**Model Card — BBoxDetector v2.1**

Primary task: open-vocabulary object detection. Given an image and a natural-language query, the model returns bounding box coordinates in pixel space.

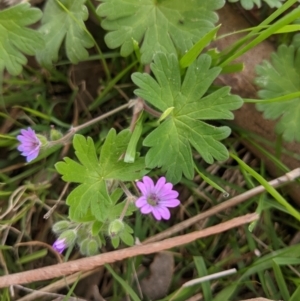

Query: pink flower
[52,238,66,254]
[17,127,41,162]
[135,176,180,220]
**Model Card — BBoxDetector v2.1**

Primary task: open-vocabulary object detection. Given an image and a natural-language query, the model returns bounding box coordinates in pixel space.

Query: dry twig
[0,213,258,288]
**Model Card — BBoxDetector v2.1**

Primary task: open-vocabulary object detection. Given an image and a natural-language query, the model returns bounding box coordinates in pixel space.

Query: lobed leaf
[36,0,94,68]
[255,44,300,142]
[228,0,283,10]
[55,130,145,221]
[132,53,243,183]
[97,0,224,64]
[0,3,44,75]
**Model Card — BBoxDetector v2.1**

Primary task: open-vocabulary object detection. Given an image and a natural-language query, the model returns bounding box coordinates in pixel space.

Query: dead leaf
[140,252,174,300]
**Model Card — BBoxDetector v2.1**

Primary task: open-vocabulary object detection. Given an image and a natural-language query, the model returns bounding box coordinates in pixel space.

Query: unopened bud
[87,239,99,256]
[52,221,70,234]
[79,238,89,256]
[50,128,63,141]
[59,229,77,246]
[108,219,124,238]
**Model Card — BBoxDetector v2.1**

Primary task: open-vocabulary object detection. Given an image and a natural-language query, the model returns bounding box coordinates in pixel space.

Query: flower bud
[59,229,77,246]
[79,238,89,256]
[52,221,70,234]
[108,219,124,238]
[50,128,63,141]
[86,239,99,256]
[52,238,66,254]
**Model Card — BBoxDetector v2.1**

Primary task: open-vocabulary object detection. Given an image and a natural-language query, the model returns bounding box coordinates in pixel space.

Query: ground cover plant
[1,0,300,300]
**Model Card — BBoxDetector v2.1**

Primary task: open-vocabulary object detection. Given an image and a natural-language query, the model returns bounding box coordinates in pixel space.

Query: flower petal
[159,199,180,208]
[17,127,41,162]
[135,196,147,208]
[26,150,39,162]
[154,177,166,194]
[157,206,171,220]
[52,238,66,254]
[160,191,179,200]
[151,208,162,220]
[140,204,153,214]
[142,176,154,191]
[159,183,173,194]
[136,181,148,196]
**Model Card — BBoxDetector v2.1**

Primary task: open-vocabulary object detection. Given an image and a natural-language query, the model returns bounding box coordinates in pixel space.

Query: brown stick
[144,168,300,243]
[0,213,258,288]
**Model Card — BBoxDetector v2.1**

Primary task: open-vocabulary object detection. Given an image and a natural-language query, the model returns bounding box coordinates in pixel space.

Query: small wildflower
[52,238,66,254]
[52,229,77,254]
[135,176,180,220]
[17,127,41,162]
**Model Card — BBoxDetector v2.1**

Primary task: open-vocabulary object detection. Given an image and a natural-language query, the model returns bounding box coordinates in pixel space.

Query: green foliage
[228,0,283,10]
[255,44,300,142]
[132,53,243,183]
[36,0,94,68]
[0,3,44,75]
[96,0,225,64]
[55,129,145,222]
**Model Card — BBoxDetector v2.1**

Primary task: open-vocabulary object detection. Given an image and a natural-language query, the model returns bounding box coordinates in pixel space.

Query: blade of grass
[105,264,141,301]
[265,270,280,300]
[180,25,221,68]
[194,256,213,301]
[290,286,300,301]
[218,0,299,65]
[244,91,300,104]
[230,153,300,221]
[16,249,48,265]
[63,273,81,301]
[194,163,229,197]
[220,7,300,67]
[212,284,238,301]
[272,260,290,301]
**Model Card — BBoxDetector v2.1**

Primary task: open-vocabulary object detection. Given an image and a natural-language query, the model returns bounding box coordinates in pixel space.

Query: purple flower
[17,127,41,162]
[135,176,180,220]
[52,238,66,254]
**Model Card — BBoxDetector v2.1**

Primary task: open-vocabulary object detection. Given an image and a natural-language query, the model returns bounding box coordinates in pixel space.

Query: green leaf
[0,3,44,75]
[227,0,283,10]
[120,230,134,246]
[97,0,224,64]
[255,44,300,142]
[99,129,145,181]
[111,236,120,249]
[132,53,242,183]
[36,0,94,68]
[55,130,145,222]
[91,220,104,236]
